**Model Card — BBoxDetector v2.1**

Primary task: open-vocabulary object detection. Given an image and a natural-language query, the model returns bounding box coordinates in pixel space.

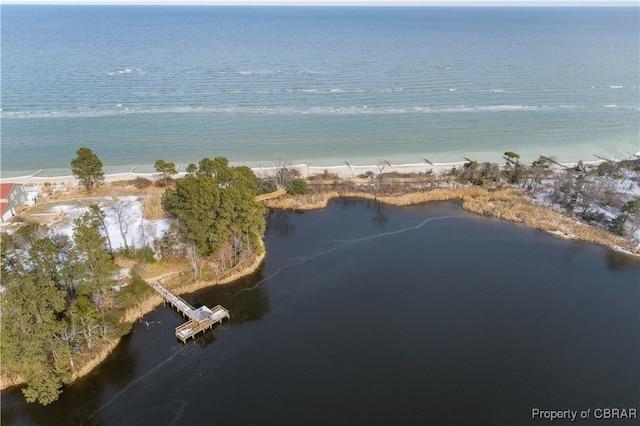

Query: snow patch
[48,196,172,251]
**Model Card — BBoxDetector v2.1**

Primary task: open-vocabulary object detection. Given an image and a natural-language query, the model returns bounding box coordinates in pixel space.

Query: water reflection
[2,332,136,426]
[1,265,270,425]
[187,266,269,325]
[607,250,640,271]
[370,201,389,227]
[266,209,296,237]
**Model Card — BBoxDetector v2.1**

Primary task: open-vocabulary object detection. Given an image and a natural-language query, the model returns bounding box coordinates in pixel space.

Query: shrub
[287,179,308,195]
[136,246,157,263]
[117,246,157,263]
[596,161,620,177]
[258,180,277,194]
[609,214,627,236]
[133,177,153,189]
[117,274,153,311]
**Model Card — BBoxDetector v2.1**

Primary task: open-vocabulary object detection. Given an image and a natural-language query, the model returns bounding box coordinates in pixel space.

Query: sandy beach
[0,161,455,190]
[0,158,597,188]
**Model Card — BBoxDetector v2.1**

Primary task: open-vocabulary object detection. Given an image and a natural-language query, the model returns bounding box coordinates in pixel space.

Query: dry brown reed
[141,194,168,220]
[0,368,25,390]
[255,189,287,202]
[264,186,637,255]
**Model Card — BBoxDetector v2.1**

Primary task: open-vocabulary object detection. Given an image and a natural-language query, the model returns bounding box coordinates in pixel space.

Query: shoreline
[2,158,637,394]
[0,158,606,187]
[3,186,636,392]
[263,188,640,258]
[0,247,266,392]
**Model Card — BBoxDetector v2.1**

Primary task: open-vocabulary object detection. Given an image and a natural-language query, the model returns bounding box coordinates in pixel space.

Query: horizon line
[2,1,637,7]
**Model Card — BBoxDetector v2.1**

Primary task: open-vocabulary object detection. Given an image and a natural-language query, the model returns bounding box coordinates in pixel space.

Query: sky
[1,0,636,6]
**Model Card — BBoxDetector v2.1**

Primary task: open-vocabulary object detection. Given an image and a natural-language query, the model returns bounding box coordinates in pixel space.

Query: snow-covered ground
[46,196,171,251]
[527,162,640,249]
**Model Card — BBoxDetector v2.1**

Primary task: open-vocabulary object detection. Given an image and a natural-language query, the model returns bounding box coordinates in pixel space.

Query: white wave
[235,68,319,76]
[610,85,624,89]
[284,87,366,95]
[604,104,618,108]
[107,68,143,76]
[1,104,580,119]
[481,88,508,93]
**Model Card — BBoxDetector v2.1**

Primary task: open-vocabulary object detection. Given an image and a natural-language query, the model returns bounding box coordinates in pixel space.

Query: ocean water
[1,6,638,177]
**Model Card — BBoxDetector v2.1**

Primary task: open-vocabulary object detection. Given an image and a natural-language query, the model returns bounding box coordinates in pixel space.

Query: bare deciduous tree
[111,196,132,251]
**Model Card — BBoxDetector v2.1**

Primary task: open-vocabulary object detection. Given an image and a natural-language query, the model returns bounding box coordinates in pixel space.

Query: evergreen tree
[197,157,216,177]
[286,179,308,195]
[73,212,116,299]
[197,156,230,181]
[185,163,198,176]
[70,147,104,192]
[154,159,178,187]
[162,158,265,257]
[1,218,121,405]
[88,204,114,254]
[0,273,68,405]
[222,167,266,256]
[162,174,228,256]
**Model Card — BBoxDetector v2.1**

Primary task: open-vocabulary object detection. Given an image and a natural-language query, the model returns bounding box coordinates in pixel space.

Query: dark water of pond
[2,200,639,425]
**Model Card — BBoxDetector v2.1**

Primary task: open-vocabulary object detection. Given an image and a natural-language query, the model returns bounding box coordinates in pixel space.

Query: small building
[0,183,27,223]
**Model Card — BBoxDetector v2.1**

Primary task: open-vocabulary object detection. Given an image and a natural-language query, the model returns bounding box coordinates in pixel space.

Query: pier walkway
[151,283,230,343]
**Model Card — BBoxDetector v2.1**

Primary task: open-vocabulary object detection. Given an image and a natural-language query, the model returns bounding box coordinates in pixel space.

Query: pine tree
[162,158,265,258]
[162,174,228,256]
[73,212,116,301]
[0,274,68,405]
[70,147,104,192]
[154,159,178,187]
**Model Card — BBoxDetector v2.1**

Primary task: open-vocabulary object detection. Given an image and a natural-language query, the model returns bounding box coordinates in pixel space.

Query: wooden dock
[151,283,230,343]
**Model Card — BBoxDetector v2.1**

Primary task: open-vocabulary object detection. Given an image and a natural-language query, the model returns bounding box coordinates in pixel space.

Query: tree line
[161,156,266,278]
[1,209,150,405]
[1,149,268,405]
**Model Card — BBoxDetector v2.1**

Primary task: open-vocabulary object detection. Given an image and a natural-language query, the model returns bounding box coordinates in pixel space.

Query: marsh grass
[264,186,636,254]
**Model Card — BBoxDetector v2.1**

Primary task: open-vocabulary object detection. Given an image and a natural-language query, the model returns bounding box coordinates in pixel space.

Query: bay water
[1,6,639,177]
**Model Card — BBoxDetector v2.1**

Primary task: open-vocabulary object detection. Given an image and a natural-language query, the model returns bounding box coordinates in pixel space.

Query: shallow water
[2,200,639,425]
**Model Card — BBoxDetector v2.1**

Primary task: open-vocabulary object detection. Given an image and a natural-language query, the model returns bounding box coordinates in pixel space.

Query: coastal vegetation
[2,151,638,406]
[0,212,152,404]
[161,158,266,278]
[154,159,178,187]
[286,178,309,195]
[1,155,266,405]
[262,156,640,254]
[70,147,104,192]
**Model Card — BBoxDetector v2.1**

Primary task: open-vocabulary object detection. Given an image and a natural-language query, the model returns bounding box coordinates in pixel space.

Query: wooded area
[1,210,151,405]
[1,154,267,405]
